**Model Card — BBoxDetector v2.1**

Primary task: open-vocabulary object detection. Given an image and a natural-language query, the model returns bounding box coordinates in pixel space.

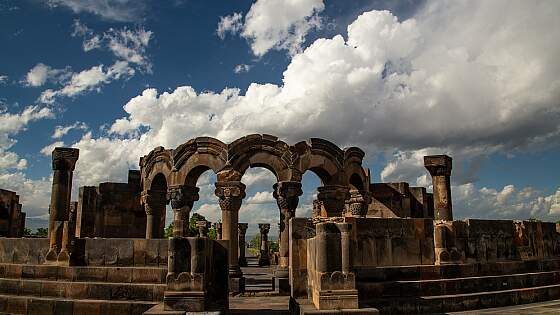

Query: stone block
[88,283,111,299]
[73,300,102,315]
[22,264,35,278]
[54,300,73,315]
[67,281,89,299]
[6,263,22,278]
[20,280,42,296]
[34,265,58,280]
[145,239,161,266]
[75,266,107,282]
[13,239,32,264]
[104,239,120,266]
[132,267,163,283]
[101,301,132,315]
[0,278,20,294]
[0,239,15,263]
[58,266,77,281]
[158,240,168,266]
[5,295,27,314]
[133,239,147,265]
[86,238,106,266]
[27,298,55,315]
[117,239,134,266]
[41,280,66,298]
[107,267,132,283]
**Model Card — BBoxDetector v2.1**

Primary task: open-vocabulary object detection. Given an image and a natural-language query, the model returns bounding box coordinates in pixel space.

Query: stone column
[141,190,168,239]
[273,181,302,273]
[258,223,271,266]
[58,201,78,264]
[345,189,372,218]
[214,222,222,239]
[167,185,200,237]
[46,147,79,264]
[196,220,210,237]
[238,223,248,267]
[424,155,453,221]
[215,180,246,290]
[317,185,349,217]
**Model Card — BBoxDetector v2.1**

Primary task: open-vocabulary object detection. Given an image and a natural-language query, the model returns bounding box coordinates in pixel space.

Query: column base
[275,266,290,294]
[258,250,270,266]
[238,257,247,267]
[163,290,205,312]
[44,248,58,264]
[228,276,245,293]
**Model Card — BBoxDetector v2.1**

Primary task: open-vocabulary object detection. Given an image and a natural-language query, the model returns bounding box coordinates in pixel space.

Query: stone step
[355,259,560,282]
[360,270,560,297]
[365,283,560,314]
[0,277,165,301]
[0,294,157,315]
[0,263,167,284]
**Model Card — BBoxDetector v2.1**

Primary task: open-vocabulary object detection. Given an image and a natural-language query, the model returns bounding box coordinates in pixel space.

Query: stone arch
[343,147,369,191]
[228,134,293,182]
[296,138,345,185]
[170,137,228,186]
[141,146,173,191]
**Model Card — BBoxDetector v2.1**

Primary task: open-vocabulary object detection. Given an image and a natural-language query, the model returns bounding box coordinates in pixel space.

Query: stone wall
[76,170,146,238]
[0,189,26,237]
[73,238,168,267]
[367,183,433,219]
[0,238,49,264]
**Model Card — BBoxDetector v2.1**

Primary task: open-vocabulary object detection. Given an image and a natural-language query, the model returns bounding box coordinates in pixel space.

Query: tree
[248,234,261,255]
[23,227,32,236]
[164,223,173,238]
[35,228,48,237]
[188,213,206,236]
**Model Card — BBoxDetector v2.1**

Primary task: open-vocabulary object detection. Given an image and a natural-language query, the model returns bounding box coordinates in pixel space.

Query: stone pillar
[215,181,245,292]
[167,185,200,237]
[196,220,210,237]
[258,223,271,266]
[238,223,248,267]
[273,181,302,293]
[58,201,78,264]
[345,189,372,218]
[424,155,453,221]
[214,222,222,239]
[46,147,79,264]
[141,190,168,239]
[317,185,349,217]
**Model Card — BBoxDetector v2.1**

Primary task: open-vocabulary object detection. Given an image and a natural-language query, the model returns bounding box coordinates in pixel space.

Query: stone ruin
[0,134,558,315]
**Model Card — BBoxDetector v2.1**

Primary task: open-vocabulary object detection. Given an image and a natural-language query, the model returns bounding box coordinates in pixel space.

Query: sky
[1,0,559,236]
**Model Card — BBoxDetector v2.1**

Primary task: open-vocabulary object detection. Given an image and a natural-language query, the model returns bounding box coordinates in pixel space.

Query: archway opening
[149,173,168,238]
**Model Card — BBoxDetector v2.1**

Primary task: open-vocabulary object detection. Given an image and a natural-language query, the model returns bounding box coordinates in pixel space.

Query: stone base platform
[144,303,223,315]
[290,297,379,315]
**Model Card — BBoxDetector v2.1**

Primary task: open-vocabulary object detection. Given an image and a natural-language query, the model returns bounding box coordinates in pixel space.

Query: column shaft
[215,181,245,276]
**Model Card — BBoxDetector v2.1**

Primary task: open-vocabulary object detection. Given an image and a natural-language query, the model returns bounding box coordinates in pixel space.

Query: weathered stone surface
[0,189,26,237]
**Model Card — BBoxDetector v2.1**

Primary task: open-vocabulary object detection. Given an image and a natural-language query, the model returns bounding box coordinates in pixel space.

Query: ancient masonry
[0,134,559,315]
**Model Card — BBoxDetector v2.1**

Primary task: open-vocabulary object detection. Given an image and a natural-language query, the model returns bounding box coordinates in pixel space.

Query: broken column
[167,185,200,237]
[345,189,372,218]
[258,223,271,266]
[317,185,349,217]
[273,181,302,292]
[141,190,168,239]
[46,147,79,264]
[238,223,248,267]
[215,180,246,292]
[58,201,78,264]
[214,222,222,239]
[424,155,453,221]
[196,220,210,237]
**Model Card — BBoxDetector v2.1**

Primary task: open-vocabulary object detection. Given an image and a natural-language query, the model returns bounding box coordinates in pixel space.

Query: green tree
[248,234,261,255]
[188,213,206,236]
[269,240,279,253]
[23,227,32,236]
[35,227,48,237]
[164,223,173,238]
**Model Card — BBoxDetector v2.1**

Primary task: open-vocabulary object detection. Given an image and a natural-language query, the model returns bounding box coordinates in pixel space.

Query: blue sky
[1,0,559,234]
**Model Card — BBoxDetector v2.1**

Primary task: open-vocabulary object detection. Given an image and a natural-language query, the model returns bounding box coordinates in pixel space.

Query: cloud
[217,12,243,39]
[40,141,65,156]
[65,1,560,223]
[24,63,71,87]
[39,61,135,104]
[0,75,8,84]
[47,0,147,22]
[233,64,251,74]
[246,191,275,204]
[218,0,325,56]
[52,121,88,139]
[0,172,52,218]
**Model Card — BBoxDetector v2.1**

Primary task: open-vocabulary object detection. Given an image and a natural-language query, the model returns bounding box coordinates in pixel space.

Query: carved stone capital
[273,181,303,211]
[258,223,270,235]
[167,185,199,210]
[215,181,246,212]
[238,223,249,235]
[52,148,79,171]
[317,185,349,217]
[141,190,167,215]
[196,220,210,237]
[424,155,452,177]
[345,189,372,217]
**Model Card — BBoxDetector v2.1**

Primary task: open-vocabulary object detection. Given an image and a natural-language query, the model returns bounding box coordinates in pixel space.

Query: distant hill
[25,217,48,232]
